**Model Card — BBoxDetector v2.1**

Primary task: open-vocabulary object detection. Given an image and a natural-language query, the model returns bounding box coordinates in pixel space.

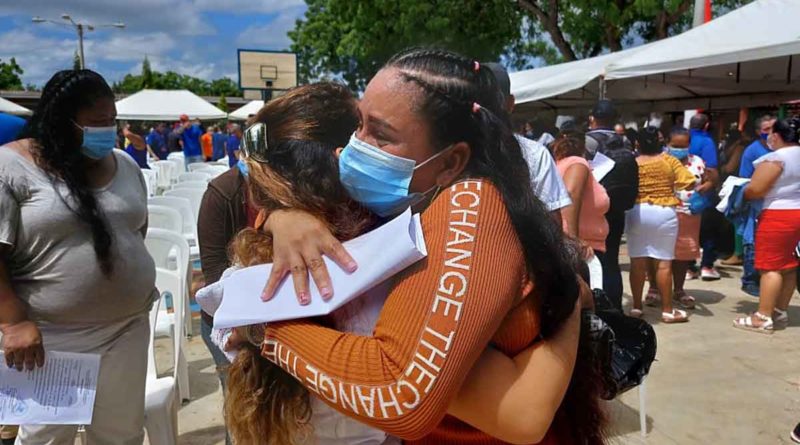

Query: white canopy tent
[228,100,264,121]
[0,96,32,116]
[511,0,800,115]
[116,89,227,121]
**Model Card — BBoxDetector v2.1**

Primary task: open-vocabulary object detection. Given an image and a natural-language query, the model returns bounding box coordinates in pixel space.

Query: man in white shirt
[485,63,572,222]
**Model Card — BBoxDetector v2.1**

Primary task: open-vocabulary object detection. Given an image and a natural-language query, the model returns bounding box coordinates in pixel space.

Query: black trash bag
[590,289,658,400]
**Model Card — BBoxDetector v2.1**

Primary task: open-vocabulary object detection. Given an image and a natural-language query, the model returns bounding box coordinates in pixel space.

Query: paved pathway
[157,261,799,445]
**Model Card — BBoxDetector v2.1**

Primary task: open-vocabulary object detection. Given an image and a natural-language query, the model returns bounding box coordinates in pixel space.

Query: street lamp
[31,14,126,69]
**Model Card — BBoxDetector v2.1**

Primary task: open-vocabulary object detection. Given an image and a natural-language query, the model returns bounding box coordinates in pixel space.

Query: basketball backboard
[238,49,297,94]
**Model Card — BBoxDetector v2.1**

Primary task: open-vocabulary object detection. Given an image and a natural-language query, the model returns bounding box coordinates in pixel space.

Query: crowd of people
[118,116,243,170]
[0,46,797,445]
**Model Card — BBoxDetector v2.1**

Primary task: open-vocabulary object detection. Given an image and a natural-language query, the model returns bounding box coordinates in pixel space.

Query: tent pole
[598,76,607,100]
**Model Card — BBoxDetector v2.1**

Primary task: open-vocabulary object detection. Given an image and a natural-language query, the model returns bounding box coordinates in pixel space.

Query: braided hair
[385,48,606,444]
[18,69,115,276]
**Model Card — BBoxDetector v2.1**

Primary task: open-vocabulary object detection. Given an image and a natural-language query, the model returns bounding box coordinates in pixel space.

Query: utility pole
[77,23,85,69]
[32,14,125,69]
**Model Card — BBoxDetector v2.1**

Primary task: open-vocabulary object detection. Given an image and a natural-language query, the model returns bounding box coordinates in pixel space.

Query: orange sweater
[262,179,562,444]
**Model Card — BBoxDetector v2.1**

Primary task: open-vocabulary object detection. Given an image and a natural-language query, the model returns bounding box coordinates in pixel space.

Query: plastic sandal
[774,309,789,326]
[629,308,643,319]
[733,312,774,334]
[673,290,696,310]
[662,309,689,323]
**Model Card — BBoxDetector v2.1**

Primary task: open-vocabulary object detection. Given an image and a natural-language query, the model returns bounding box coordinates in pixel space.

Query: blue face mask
[668,147,690,160]
[236,158,249,177]
[339,134,450,217]
[74,122,116,160]
[760,132,769,141]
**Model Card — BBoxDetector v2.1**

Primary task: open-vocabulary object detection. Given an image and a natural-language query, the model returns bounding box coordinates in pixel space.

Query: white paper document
[590,151,616,182]
[0,351,101,425]
[214,208,428,329]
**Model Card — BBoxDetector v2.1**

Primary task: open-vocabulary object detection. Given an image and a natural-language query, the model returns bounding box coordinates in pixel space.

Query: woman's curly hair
[223,82,374,445]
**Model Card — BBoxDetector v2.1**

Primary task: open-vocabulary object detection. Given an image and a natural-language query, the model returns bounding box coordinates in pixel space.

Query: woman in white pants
[626,127,696,322]
[0,70,156,444]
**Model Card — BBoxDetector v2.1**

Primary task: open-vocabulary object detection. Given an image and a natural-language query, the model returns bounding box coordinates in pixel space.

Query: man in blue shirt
[689,113,724,281]
[736,115,775,297]
[0,112,26,145]
[177,114,204,169]
[739,115,775,179]
[226,124,242,168]
[211,126,227,161]
[146,122,169,160]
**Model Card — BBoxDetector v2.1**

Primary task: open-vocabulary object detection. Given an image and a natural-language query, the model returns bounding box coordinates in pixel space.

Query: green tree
[0,58,24,90]
[289,0,522,90]
[73,51,82,70]
[290,0,754,82]
[217,95,228,113]
[142,56,154,88]
[514,0,753,63]
[112,57,242,97]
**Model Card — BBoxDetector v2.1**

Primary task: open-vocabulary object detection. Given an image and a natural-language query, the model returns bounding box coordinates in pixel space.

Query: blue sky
[0,0,307,88]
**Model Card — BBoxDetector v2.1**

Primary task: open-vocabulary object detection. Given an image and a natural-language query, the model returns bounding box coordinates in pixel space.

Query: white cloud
[192,0,305,14]
[0,0,209,36]
[0,30,75,86]
[235,7,303,49]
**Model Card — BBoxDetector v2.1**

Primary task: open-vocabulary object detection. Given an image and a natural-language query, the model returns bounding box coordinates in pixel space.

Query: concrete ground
[157,259,800,445]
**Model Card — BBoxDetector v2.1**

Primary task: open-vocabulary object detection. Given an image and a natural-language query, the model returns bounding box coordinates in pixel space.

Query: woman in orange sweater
[625,127,697,322]
[254,49,606,444]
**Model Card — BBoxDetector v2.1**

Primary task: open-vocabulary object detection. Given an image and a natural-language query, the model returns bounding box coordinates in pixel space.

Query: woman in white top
[733,116,800,334]
[0,70,156,443]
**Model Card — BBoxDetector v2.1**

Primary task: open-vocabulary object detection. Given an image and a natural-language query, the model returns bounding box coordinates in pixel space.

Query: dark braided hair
[18,69,115,276]
[385,48,606,444]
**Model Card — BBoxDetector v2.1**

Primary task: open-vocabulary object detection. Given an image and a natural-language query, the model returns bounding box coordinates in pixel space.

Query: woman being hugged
[255,49,606,444]
[0,70,156,443]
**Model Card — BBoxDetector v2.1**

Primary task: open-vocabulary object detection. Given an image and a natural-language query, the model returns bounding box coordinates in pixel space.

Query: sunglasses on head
[240,122,270,163]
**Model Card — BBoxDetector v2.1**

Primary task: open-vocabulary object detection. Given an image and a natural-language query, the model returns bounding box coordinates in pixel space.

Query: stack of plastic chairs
[144,228,191,405]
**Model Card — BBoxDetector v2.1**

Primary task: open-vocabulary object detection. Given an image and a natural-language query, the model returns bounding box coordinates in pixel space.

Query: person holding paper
[215,82,589,444]
[0,70,156,444]
[552,136,610,277]
[253,49,605,444]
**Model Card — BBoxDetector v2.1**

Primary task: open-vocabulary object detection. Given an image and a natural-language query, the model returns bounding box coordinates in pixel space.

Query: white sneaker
[701,267,721,281]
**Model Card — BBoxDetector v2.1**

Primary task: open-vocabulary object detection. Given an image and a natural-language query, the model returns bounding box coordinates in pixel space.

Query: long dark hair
[19,69,115,276]
[385,48,606,443]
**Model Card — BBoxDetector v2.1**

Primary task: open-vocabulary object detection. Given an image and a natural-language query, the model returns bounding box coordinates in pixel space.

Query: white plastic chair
[167,152,184,161]
[187,163,213,173]
[178,172,211,183]
[149,196,200,260]
[196,166,228,179]
[153,161,176,191]
[164,188,205,225]
[145,229,191,403]
[148,205,183,235]
[168,158,185,177]
[141,169,158,197]
[173,180,208,190]
[144,290,179,445]
[215,157,229,166]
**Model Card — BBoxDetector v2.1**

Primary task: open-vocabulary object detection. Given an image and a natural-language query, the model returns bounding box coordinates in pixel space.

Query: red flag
[704,0,712,22]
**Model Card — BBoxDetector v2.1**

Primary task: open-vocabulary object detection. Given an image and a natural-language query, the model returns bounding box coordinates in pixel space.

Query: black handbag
[590,290,658,400]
